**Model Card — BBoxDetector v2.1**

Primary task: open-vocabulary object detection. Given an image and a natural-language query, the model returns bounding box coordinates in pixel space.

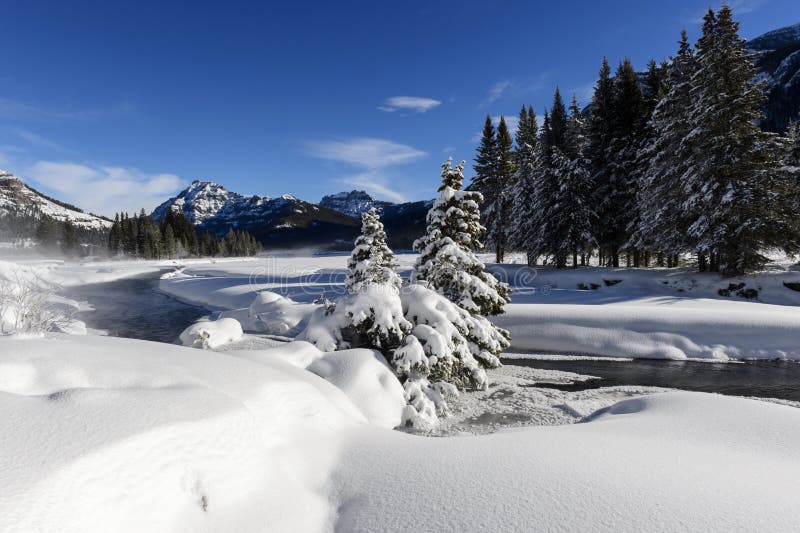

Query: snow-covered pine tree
[414,158,511,316]
[510,105,541,265]
[529,111,561,265]
[559,96,596,267]
[684,6,798,274]
[345,208,401,293]
[599,58,648,267]
[393,158,510,425]
[632,30,696,266]
[302,208,410,353]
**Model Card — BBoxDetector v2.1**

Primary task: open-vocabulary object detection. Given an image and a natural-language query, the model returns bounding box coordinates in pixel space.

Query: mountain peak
[319,190,393,218]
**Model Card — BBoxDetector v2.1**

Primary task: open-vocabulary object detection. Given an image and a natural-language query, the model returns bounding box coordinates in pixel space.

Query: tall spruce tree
[633,30,696,264]
[586,57,617,265]
[684,6,798,274]
[473,115,514,263]
[596,58,648,267]
[510,105,541,265]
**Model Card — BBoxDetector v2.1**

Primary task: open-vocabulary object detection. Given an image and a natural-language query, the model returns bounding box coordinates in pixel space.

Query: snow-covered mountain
[0,169,111,231]
[151,180,360,246]
[319,190,393,218]
[748,22,800,132]
[151,181,432,249]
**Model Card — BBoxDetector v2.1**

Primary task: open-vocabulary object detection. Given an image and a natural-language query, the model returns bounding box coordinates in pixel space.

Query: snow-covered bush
[300,283,411,352]
[179,317,244,349]
[0,272,76,335]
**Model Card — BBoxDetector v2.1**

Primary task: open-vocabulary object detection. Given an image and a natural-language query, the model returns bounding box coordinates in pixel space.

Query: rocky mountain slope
[319,190,393,218]
[748,22,800,132]
[0,169,111,232]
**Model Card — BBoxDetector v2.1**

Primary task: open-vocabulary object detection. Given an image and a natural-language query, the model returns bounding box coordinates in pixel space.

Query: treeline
[108,208,261,259]
[474,5,800,276]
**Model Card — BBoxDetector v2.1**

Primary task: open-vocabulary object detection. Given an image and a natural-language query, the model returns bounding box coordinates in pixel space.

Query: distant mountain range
[151,181,431,249]
[747,22,800,132]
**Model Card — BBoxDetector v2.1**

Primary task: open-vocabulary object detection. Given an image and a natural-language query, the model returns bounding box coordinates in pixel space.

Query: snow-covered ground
[2,253,800,531]
[1,334,799,531]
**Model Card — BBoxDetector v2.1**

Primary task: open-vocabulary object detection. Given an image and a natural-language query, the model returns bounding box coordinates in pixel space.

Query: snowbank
[229,341,406,429]
[1,334,799,531]
[329,392,800,532]
[0,334,365,532]
[179,317,244,349]
[494,302,800,360]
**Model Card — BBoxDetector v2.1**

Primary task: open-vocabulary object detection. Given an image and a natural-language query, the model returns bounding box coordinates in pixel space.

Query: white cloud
[341,172,409,203]
[307,137,426,203]
[25,160,184,216]
[307,137,426,168]
[378,96,441,113]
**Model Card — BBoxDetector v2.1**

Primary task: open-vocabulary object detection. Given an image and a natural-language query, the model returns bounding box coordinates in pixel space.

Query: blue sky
[1,0,798,216]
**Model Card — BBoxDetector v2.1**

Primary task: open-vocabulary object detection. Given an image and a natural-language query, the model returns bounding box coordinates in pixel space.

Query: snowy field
[2,253,800,531]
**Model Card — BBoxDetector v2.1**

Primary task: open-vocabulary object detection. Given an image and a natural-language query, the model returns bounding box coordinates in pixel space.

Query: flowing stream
[63,274,800,402]
[62,271,208,343]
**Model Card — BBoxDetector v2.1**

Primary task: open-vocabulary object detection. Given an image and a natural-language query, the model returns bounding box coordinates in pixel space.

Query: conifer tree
[586,57,617,265]
[596,58,648,266]
[414,158,511,316]
[633,30,696,263]
[474,115,514,263]
[683,6,798,274]
[345,208,401,292]
[510,105,540,265]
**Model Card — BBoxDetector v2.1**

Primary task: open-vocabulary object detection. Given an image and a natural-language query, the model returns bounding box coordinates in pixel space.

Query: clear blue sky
[1,0,798,216]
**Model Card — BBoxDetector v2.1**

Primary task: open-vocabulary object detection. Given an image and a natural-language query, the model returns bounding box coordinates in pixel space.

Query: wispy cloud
[480,80,512,107]
[341,172,409,203]
[378,96,441,113]
[25,160,184,216]
[0,96,135,122]
[307,137,426,202]
[688,0,766,23]
[307,137,426,168]
[479,74,550,108]
[15,129,69,152]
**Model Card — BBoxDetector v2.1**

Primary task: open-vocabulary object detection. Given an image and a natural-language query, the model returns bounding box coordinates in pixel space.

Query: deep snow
[1,334,799,532]
[2,254,800,531]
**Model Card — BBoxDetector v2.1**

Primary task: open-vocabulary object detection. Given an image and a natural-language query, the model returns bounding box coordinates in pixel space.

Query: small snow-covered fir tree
[345,208,401,293]
[302,210,409,352]
[414,158,511,316]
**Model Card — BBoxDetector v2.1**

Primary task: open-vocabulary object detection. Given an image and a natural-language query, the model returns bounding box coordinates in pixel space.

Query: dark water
[62,272,208,343]
[508,357,800,401]
[61,274,800,401]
